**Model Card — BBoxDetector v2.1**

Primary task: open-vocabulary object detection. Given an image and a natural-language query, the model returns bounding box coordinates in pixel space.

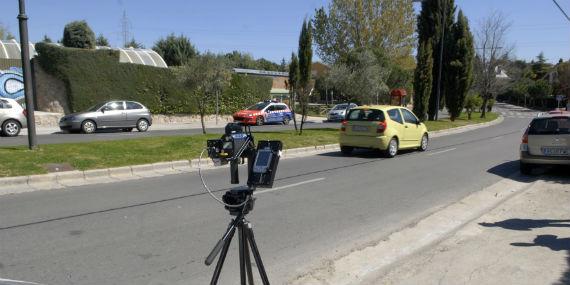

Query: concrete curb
[0,116,502,196]
[289,174,536,285]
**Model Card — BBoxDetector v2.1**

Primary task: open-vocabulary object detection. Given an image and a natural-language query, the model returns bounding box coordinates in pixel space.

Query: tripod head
[222,186,255,216]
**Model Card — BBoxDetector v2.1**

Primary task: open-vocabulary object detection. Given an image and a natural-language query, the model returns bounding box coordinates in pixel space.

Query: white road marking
[427,148,457,156]
[491,136,504,141]
[0,278,45,285]
[255,178,325,195]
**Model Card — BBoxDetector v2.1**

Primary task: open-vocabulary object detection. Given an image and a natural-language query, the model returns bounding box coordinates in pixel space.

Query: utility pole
[17,0,37,150]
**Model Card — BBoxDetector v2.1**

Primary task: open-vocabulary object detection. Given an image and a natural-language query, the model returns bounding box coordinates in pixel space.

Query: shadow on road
[480,219,570,285]
[487,160,570,184]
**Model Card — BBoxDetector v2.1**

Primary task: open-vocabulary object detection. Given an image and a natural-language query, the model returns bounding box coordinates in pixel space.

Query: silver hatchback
[59,100,152,134]
[0,98,27,137]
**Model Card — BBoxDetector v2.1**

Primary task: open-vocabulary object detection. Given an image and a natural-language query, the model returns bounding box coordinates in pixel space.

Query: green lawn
[0,112,497,177]
[424,112,499,132]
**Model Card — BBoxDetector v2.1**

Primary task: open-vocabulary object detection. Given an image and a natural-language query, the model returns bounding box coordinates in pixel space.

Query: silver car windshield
[86,102,107,112]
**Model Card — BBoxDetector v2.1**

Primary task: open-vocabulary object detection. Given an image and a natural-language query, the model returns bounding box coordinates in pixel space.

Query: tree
[96,34,110,46]
[176,54,231,134]
[62,20,96,49]
[531,52,551,80]
[474,11,512,118]
[312,0,415,65]
[280,58,287,72]
[413,40,434,121]
[288,53,300,131]
[328,48,389,104]
[464,92,482,120]
[153,34,197,66]
[41,35,53,43]
[528,80,552,108]
[125,38,144,48]
[297,19,313,135]
[0,23,15,40]
[444,10,474,121]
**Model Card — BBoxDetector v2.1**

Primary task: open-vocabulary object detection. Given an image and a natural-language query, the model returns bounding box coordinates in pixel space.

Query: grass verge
[0,112,498,177]
[424,112,499,132]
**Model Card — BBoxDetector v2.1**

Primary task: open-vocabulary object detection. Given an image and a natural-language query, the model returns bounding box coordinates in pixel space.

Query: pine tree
[413,40,434,122]
[297,19,313,135]
[445,10,474,121]
[96,34,110,46]
[288,53,300,131]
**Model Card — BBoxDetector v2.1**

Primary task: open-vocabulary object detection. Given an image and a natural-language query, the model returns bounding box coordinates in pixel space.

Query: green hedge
[35,43,273,115]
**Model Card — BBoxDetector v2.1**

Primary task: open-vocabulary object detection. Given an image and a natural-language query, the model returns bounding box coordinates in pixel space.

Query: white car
[0,98,27,137]
[520,112,570,174]
[327,103,358,122]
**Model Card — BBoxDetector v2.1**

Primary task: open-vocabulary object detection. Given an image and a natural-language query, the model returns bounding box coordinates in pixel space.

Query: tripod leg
[243,227,255,285]
[210,225,236,285]
[238,225,247,285]
[245,224,270,285]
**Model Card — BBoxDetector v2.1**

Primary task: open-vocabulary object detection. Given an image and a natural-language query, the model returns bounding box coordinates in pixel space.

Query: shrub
[464,92,482,120]
[62,20,95,49]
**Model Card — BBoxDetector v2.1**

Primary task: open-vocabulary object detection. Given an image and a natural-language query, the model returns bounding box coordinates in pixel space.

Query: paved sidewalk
[372,177,570,285]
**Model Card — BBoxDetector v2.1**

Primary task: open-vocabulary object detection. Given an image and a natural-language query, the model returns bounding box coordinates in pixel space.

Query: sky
[0,0,568,64]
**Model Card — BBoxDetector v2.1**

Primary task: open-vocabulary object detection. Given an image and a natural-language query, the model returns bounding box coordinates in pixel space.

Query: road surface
[0,105,540,284]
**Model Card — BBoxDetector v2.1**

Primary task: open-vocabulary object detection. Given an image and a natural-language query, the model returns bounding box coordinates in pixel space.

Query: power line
[552,0,570,23]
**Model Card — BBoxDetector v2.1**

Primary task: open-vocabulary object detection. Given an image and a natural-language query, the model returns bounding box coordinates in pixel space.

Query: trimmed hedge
[35,43,273,115]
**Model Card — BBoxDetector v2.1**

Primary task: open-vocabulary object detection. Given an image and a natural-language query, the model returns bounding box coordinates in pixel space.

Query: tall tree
[41,35,53,43]
[153,34,197,66]
[62,20,96,49]
[413,40,434,122]
[297,20,313,135]
[125,38,144,49]
[531,52,551,80]
[176,54,231,134]
[288,53,300,131]
[0,23,15,40]
[96,34,110,46]
[419,0,456,121]
[312,0,415,65]
[474,11,512,118]
[444,10,474,121]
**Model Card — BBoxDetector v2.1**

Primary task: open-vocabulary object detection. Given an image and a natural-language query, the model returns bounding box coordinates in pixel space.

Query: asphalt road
[0,111,534,284]
[0,122,338,147]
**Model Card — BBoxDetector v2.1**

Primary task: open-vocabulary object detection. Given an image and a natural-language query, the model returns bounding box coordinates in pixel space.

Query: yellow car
[339,105,429,157]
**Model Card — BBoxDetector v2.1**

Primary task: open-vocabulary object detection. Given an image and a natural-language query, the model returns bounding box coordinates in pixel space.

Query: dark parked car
[59,101,152,134]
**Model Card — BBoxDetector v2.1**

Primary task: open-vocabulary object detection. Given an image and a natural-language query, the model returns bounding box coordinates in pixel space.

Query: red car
[233,101,293,126]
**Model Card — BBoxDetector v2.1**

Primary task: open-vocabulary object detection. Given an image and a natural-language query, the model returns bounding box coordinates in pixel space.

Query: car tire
[136,119,150,132]
[81,120,97,134]
[341,146,353,155]
[384,137,398,158]
[418,133,429,151]
[256,116,264,126]
[520,162,534,175]
[283,116,290,125]
[122,128,133,132]
[1,119,21,137]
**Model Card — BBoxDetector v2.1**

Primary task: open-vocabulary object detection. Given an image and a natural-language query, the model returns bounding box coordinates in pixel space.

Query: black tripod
[205,188,270,285]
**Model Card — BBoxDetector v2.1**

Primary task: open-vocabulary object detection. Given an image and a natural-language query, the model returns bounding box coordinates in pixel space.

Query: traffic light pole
[17,0,37,150]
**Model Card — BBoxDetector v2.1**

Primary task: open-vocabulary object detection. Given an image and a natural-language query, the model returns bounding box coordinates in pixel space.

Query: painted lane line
[0,278,45,285]
[427,148,457,156]
[255,178,325,195]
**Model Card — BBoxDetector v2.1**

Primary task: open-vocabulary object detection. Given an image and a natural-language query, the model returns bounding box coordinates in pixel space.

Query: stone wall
[32,59,70,114]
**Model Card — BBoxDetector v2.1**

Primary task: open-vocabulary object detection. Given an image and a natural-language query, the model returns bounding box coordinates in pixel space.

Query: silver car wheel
[420,134,428,151]
[4,121,20,136]
[82,120,96,134]
[137,119,149,132]
[386,138,398,158]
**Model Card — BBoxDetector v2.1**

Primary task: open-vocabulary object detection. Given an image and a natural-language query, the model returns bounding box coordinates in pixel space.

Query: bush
[62,21,95,49]
[36,43,191,114]
[35,43,273,115]
[464,92,482,120]
[153,34,197,66]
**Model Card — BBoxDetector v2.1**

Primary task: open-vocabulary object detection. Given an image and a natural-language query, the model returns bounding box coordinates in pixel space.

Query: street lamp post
[17,0,37,150]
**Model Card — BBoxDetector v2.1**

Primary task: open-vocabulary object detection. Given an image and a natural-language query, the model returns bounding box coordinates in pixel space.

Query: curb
[0,116,501,196]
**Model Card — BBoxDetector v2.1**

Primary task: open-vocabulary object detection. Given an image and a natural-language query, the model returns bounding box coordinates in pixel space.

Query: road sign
[556,95,566,102]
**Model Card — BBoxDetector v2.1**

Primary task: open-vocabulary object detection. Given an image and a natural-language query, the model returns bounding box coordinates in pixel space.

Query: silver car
[0,98,27,137]
[59,100,152,134]
[520,112,570,174]
[327,103,358,122]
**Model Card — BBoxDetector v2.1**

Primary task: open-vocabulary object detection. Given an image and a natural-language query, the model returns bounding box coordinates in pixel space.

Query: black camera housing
[247,140,282,188]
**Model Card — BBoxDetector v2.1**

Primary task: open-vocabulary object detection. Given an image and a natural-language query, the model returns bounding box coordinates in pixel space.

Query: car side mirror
[101,107,107,113]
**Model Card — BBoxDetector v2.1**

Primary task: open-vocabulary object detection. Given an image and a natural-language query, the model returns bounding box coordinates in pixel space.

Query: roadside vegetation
[0,113,496,178]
